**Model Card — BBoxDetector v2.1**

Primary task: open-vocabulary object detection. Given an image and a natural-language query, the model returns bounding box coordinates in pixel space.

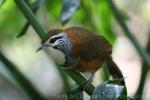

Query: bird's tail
[106,57,125,85]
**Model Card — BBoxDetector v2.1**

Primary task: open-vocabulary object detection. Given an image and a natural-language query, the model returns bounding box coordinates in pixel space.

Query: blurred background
[0,0,150,100]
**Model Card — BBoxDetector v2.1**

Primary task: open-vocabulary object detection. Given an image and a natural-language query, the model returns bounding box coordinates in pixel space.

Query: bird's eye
[50,36,63,43]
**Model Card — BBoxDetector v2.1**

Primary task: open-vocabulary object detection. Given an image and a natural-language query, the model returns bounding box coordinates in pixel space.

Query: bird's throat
[45,47,66,65]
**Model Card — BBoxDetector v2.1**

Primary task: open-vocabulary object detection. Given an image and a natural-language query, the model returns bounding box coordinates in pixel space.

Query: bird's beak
[36,44,50,53]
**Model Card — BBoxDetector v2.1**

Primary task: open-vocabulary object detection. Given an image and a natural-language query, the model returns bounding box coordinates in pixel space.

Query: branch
[14,0,94,95]
[107,0,150,67]
[17,0,45,38]
[14,0,46,39]
[135,33,150,98]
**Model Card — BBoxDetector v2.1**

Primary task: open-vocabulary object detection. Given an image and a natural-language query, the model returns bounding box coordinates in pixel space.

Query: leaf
[91,79,127,100]
[17,22,30,38]
[0,0,5,8]
[106,78,126,85]
[100,64,110,81]
[44,0,61,21]
[98,0,116,44]
[61,0,81,25]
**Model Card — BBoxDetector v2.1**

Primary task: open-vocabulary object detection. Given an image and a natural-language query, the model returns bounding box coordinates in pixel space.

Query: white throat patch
[45,47,66,65]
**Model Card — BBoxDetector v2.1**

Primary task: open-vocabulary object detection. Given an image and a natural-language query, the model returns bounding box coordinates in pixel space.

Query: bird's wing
[65,27,112,61]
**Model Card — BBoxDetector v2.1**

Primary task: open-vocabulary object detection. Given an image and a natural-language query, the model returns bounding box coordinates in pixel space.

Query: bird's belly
[45,47,66,65]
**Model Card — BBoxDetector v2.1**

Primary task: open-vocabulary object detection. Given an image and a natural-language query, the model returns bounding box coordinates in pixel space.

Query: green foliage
[44,0,62,21]
[93,0,116,43]
[0,0,25,42]
[0,0,5,8]
[0,0,150,100]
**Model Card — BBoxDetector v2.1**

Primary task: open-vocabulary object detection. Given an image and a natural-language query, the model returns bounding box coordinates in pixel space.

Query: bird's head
[36,29,72,54]
[36,29,73,65]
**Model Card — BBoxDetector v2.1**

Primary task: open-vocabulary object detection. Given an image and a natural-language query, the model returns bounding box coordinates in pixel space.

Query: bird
[36,26,125,89]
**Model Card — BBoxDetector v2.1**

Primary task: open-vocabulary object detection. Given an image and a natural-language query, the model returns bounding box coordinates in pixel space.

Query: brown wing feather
[65,26,112,61]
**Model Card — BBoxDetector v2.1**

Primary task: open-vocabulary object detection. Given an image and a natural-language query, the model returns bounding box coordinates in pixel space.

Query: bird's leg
[80,73,94,90]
